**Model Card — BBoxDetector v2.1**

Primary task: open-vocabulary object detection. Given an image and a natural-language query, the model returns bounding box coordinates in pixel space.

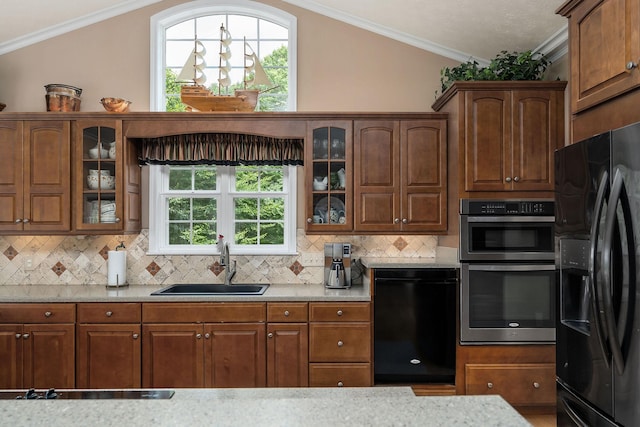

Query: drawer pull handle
[533,382,540,389]
[337,381,344,387]
[105,311,113,317]
[44,311,52,318]
[336,310,343,316]
[268,332,274,338]
[284,310,290,317]
[132,334,139,339]
[487,382,493,389]
[337,340,344,347]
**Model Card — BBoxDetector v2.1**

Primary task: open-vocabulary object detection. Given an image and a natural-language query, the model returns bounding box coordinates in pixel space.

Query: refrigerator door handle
[602,168,627,376]
[589,170,612,368]
[560,396,591,427]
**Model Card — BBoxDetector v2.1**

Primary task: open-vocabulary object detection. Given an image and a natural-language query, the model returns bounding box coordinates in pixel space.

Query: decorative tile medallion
[52,262,66,276]
[99,245,110,260]
[289,260,304,275]
[209,261,223,276]
[146,261,161,276]
[393,237,408,251]
[3,246,17,260]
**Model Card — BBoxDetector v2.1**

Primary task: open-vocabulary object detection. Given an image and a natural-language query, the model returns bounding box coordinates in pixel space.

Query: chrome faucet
[220,242,236,286]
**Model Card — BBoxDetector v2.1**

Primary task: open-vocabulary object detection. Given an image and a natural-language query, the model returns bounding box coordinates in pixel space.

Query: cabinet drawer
[0,303,75,323]
[465,363,555,406]
[309,302,370,322]
[309,363,371,387]
[77,303,141,323]
[142,303,266,323]
[309,323,371,362]
[267,302,308,322]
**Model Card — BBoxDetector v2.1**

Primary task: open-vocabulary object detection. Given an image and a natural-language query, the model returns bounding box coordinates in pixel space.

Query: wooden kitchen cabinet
[305,121,353,232]
[73,120,141,234]
[308,302,372,387]
[558,0,640,113]
[432,81,566,199]
[0,120,71,233]
[353,119,447,233]
[267,302,309,387]
[142,303,266,388]
[0,303,75,389]
[456,344,556,412]
[76,303,141,388]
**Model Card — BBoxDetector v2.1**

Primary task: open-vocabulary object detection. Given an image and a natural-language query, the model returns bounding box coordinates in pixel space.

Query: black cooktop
[0,389,175,400]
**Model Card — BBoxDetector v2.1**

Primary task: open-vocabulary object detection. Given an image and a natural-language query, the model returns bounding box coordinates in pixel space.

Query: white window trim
[149,0,298,111]
[148,165,297,256]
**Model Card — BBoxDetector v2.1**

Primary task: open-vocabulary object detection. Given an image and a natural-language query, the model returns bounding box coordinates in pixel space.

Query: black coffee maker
[324,243,351,289]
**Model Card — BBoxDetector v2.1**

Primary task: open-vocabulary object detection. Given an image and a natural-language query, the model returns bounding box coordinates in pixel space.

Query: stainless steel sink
[150,283,269,296]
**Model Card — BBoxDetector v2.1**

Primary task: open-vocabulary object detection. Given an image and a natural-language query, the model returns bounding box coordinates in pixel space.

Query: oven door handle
[467,264,556,272]
[464,216,555,223]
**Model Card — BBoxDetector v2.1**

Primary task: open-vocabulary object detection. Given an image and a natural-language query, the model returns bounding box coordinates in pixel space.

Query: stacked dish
[85,200,116,223]
[87,169,115,190]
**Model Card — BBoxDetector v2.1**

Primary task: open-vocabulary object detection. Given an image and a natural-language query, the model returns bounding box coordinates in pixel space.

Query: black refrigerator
[555,122,640,426]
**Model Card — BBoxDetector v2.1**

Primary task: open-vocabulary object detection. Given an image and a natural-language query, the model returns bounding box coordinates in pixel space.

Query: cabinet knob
[15,333,21,339]
[284,310,290,317]
[23,218,30,223]
[14,219,21,223]
[337,340,344,347]
[105,311,113,317]
[196,333,202,339]
[627,61,637,70]
[336,310,343,316]
[394,218,400,224]
[204,333,210,339]
[505,177,512,182]
[22,333,30,339]
[268,332,274,338]
[533,382,540,389]
[44,311,52,318]
[306,217,312,223]
[337,381,344,387]
[132,333,139,339]
[402,218,408,224]
[513,176,520,182]
[115,218,121,223]
[487,382,493,389]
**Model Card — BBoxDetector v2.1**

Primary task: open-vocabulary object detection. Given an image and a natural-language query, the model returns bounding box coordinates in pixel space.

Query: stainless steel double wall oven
[459,199,556,344]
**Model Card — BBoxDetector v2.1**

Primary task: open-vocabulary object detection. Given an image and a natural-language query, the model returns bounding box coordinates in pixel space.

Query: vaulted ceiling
[0,0,567,62]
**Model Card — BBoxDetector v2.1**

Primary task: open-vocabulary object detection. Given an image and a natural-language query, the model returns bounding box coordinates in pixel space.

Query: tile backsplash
[0,230,439,286]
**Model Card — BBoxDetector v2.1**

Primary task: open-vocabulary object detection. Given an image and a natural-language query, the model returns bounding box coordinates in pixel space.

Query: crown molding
[282,0,490,66]
[534,23,568,62]
[0,0,163,56]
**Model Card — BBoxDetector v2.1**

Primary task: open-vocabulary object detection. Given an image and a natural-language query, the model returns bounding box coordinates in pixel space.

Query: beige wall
[0,0,460,113]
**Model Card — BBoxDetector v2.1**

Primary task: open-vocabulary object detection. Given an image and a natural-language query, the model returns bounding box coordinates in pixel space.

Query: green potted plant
[439,50,551,96]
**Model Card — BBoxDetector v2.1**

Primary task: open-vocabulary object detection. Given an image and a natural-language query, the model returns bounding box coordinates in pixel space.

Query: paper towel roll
[107,250,127,287]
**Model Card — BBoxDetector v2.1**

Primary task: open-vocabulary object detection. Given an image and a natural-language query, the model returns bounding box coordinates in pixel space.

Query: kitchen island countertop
[0,387,530,426]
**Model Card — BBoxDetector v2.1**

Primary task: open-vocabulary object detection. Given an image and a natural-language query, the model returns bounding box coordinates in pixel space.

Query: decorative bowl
[88,146,109,159]
[100,97,131,113]
[87,174,115,190]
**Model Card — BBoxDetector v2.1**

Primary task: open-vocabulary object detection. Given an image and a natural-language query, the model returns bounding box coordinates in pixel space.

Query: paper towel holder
[106,244,129,289]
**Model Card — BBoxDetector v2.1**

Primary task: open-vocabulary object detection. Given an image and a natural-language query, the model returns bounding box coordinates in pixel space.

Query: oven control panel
[460,199,554,215]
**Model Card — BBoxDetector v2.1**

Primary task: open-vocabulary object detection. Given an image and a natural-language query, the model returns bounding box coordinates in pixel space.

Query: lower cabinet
[76,303,141,388]
[141,303,266,388]
[457,344,556,411]
[267,303,309,387]
[0,303,75,389]
[308,302,372,387]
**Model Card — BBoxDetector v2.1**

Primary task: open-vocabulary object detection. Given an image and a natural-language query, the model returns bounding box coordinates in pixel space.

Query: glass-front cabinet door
[74,120,124,232]
[305,121,352,232]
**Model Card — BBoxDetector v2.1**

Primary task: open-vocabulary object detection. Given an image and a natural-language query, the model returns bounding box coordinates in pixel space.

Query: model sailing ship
[177,24,273,112]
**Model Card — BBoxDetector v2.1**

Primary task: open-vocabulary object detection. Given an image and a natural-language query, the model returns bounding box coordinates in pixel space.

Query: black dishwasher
[374,268,457,384]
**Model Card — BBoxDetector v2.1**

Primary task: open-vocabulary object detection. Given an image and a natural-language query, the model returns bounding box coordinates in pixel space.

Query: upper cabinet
[353,120,447,233]
[73,120,141,234]
[305,121,353,232]
[0,120,71,233]
[432,81,566,199]
[558,0,640,113]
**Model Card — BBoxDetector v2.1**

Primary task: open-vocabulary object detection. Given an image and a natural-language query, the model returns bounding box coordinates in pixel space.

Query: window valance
[137,133,304,166]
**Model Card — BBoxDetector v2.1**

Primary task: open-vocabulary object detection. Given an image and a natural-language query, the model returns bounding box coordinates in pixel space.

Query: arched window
[150,0,297,111]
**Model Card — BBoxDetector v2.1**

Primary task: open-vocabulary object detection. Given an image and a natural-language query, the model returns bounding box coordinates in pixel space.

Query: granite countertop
[0,387,530,426]
[0,282,370,303]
